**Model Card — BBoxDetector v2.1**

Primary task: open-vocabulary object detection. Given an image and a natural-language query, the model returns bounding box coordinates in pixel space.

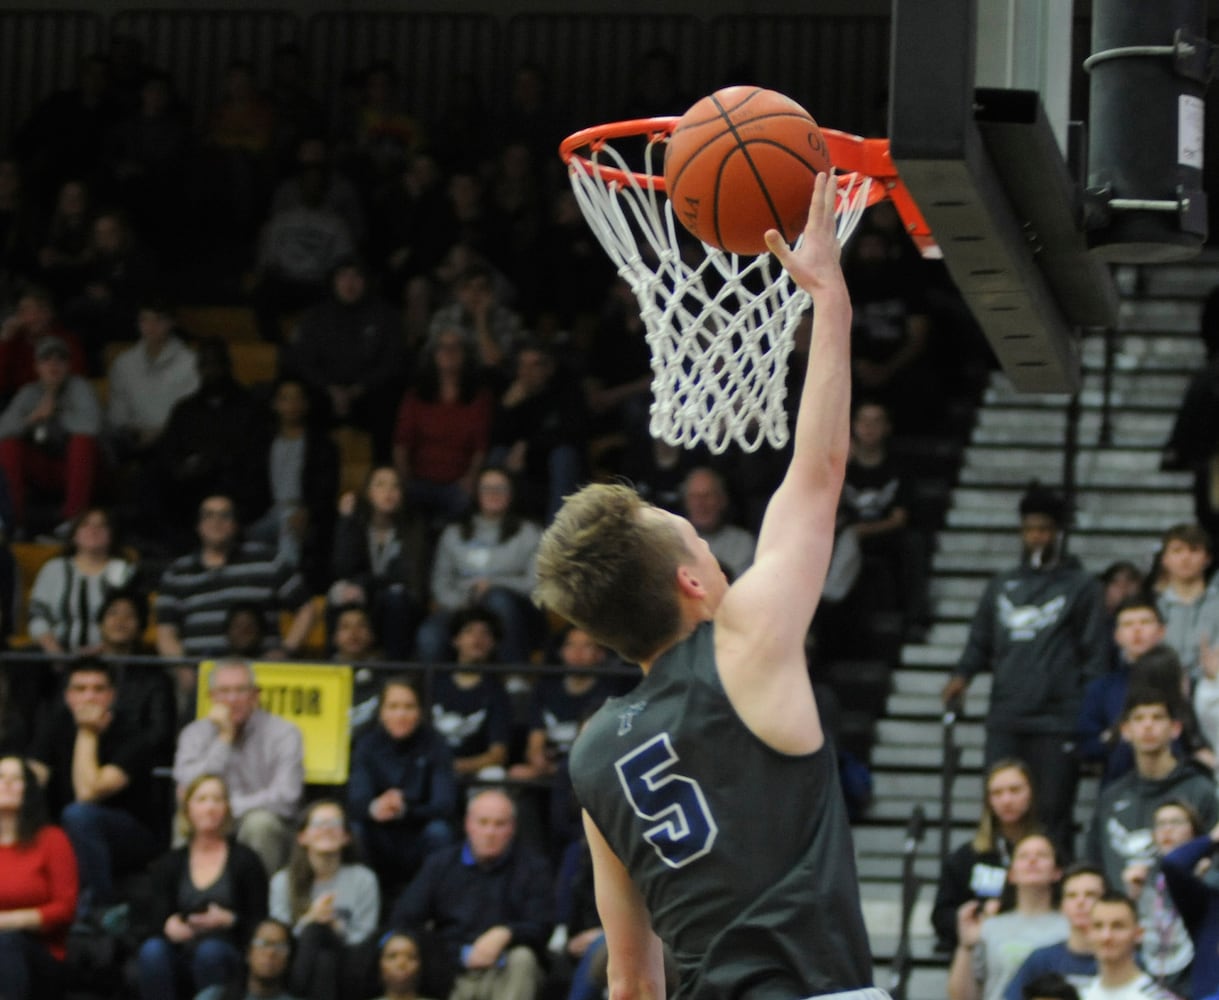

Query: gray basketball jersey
[569,622,874,999]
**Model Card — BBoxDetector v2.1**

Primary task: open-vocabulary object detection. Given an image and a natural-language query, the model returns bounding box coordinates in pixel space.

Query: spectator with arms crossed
[533,176,879,999]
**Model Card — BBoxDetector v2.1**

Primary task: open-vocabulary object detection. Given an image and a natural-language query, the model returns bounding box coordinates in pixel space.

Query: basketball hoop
[560,117,932,454]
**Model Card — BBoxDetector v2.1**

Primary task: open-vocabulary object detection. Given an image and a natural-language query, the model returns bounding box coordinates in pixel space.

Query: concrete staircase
[858,255,1219,999]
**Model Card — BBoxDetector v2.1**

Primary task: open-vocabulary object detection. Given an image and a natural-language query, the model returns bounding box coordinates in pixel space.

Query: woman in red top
[0,753,79,1000]
[393,326,492,523]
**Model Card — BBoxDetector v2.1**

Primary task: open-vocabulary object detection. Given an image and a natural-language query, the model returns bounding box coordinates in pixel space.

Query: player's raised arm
[715,172,852,748]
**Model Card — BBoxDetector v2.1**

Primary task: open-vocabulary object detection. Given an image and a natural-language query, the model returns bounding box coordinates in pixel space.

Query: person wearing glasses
[195,918,301,1000]
[269,800,379,1000]
[173,660,304,876]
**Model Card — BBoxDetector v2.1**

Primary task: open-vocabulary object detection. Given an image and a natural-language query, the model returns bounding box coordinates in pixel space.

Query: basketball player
[534,173,881,999]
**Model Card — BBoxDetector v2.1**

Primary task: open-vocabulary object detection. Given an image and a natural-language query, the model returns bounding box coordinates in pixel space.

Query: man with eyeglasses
[173,659,304,875]
[155,494,317,684]
[196,917,299,1000]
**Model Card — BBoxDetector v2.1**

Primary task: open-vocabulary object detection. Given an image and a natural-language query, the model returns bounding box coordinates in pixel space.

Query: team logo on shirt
[997,594,1066,640]
[617,700,647,735]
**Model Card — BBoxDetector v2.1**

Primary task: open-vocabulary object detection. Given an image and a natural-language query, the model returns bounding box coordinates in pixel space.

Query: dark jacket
[347,723,457,829]
[331,509,429,604]
[389,840,553,996]
[143,840,268,948]
[1161,833,1219,1000]
[955,555,1107,733]
[930,838,1011,950]
[1086,759,1219,888]
[260,428,339,592]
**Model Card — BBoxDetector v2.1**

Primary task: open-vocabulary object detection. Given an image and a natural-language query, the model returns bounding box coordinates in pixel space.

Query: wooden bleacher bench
[177,305,260,343]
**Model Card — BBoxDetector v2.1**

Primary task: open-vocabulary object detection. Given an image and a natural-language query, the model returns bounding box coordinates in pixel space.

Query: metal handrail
[939,697,963,863]
[888,803,927,1000]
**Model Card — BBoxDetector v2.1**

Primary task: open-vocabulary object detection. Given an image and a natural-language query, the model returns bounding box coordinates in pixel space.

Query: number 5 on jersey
[615,734,718,869]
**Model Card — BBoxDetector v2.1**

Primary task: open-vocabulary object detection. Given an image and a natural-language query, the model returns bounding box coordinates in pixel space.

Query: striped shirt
[155,541,310,656]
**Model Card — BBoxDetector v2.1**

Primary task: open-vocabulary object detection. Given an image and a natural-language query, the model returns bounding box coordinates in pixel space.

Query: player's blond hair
[534,483,691,664]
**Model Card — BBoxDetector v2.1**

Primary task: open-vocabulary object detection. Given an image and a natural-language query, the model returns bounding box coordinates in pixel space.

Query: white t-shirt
[1082,971,1181,1000]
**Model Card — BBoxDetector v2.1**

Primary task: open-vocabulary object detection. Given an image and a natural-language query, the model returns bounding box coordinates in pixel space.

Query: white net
[567,130,872,453]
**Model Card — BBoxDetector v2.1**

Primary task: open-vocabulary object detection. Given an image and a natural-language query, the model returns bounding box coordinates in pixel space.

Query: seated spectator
[509,628,616,782]
[247,379,339,589]
[1079,598,1171,783]
[429,609,512,779]
[1080,892,1179,1000]
[1085,687,1219,890]
[26,506,137,655]
[489,340,586,522]
[1161,817,1219,999]
[0,334,101,534]
[948,833,1069,1000]
[250,158,354,343]
[136,774,268,1000]
[95,589,177,766]
[28,657,158,922]
[1155,523,1219,683]
[271,137,365,247]
[388,787,553,1000]
[329,466,428,662]
[33,180,93,308]
[156,494,317,663]
[348,677,456,892]
[104,295,199,463]
[154,338,271,547]
[371,931,428,1000]
[553,833,607,1000]
[393,327,492,524]
[933,759,1041,952]
[195,917,300,1000]
[0,284,86,403]
[428,262,523,380]
[841,397,930,637]
[681,467,756,579]
[0,754,78,1000]
[269,800,380,1000]
[1099,562,1147,647]
[282,257,405,464]
[62,208,158,371]
[333,604,382,730]
[1004,864,1107,1000]
[508,627,618,852]
[1122,800,1198,996]
[222,604,270,660]
[102,70,192,253]
[173,659,305,875]
[415,466,542,665]
[581,280,651,448]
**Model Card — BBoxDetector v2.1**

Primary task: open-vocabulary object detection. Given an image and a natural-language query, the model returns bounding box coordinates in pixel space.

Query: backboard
[888,0,1212,394]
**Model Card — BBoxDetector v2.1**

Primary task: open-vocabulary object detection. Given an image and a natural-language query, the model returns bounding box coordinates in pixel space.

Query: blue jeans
[60,802,157,913]
[136,935,241,1000]
[566,933,607,1000]
[0,931,64,1000]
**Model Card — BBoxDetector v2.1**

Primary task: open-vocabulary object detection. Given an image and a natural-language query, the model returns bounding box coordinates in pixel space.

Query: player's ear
[675,565,705,599]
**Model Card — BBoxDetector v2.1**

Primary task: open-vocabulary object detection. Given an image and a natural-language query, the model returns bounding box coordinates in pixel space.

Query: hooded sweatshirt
[1085,759,1219,888]
[955,554,1108,734]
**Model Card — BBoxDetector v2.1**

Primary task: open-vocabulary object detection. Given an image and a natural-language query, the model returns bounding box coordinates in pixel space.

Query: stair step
[934,531,1167,564]
[1119,258,1219,299]
[876,718,985,748]
[872,743,985,769]
[1116,297,1204,335]
[1080,332,1205,371]
[974,409,1176,447]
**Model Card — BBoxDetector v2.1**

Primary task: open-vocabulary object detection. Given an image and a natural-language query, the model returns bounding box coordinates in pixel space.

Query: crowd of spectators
[933,492,1219,1000]
[7,27,1216,1000]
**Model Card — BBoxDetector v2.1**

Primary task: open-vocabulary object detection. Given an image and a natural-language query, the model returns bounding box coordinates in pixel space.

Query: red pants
[0,434,99,526]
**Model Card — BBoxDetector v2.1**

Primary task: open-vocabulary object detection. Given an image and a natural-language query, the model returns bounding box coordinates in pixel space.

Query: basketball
[663,86,832,256]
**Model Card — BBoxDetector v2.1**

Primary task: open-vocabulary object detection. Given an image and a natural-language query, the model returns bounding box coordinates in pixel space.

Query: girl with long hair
[269,799,380,1000]
[932,758,1041,952]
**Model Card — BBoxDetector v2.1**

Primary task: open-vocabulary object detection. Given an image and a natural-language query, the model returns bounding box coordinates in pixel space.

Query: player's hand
[764,171,842,297]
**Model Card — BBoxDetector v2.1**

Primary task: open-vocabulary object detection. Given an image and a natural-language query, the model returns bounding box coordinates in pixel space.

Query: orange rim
[559,117,934,252]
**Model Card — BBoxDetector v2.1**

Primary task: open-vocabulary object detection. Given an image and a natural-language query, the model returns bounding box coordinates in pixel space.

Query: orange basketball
[663,86,832,256]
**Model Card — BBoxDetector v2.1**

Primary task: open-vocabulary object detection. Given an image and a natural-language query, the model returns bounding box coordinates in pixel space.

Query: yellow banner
[198,661,354,784]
